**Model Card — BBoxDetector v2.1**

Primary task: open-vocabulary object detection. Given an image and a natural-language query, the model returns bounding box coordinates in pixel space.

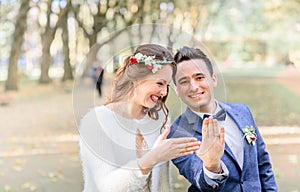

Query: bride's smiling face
[131,65,172,109]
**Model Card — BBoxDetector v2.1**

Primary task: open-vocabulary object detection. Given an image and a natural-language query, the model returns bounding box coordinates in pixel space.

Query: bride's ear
[175,86,179,96]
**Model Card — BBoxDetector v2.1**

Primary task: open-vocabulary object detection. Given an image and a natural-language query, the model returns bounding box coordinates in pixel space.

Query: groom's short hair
[174,46,214,76]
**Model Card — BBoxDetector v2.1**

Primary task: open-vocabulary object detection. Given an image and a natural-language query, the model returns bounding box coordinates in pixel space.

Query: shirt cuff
[203,161,229,180]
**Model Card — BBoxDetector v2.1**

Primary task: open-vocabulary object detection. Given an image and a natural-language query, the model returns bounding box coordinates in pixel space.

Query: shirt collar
[191,100,222,119]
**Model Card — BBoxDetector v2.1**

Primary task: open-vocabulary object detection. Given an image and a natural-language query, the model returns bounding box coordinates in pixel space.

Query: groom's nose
[189,79,199,91]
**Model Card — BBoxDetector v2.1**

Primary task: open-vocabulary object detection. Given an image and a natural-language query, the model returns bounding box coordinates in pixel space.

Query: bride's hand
[138,125,200,174]
[153,125,200,159]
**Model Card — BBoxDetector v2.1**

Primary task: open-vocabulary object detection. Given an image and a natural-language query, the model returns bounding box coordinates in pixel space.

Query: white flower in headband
[129,53,172,73]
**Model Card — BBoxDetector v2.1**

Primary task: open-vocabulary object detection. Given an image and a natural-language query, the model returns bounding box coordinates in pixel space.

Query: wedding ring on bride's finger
[180,147,187,153]
[215,134,220,138]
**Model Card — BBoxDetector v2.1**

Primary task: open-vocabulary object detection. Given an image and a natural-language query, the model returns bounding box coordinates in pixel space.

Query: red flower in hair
[147,64,153,70]
[130,56,137,64]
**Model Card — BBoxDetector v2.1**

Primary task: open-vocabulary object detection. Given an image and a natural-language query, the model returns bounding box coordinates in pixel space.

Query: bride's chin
[146,102,156,109]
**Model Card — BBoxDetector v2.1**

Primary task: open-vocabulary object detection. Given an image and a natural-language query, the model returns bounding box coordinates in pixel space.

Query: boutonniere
[242,125,257,145]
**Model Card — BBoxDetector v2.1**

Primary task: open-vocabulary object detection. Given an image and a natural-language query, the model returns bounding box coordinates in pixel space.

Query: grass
[224,76,300,126]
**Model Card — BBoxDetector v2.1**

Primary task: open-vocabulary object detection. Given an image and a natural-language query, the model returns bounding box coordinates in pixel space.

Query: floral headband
[129,53,173,73]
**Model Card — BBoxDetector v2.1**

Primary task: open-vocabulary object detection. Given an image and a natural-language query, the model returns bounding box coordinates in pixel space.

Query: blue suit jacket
[168,102,277,192]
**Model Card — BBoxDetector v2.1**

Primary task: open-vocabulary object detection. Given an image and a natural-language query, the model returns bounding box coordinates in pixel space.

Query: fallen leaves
[21,182,37,191]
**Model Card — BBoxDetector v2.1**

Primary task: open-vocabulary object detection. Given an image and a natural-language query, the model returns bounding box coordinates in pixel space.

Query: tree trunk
[5,0,30,91]
[39,0,70,84]
[39,0,54,84]
[39,32,54,84]
[61,7,73,81]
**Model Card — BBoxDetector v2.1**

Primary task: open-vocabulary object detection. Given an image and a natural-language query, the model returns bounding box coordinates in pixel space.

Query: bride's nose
[160,86,168,96]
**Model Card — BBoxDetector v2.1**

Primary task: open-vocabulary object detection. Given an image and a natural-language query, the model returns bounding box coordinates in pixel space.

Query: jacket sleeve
[174,154,229,191]
[256,128,278,191]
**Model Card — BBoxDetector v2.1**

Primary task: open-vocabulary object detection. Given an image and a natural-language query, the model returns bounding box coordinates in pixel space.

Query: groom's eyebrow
[192,73,205,78]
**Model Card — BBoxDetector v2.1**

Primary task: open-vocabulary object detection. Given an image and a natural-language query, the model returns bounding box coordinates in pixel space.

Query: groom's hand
[196,117,225,173]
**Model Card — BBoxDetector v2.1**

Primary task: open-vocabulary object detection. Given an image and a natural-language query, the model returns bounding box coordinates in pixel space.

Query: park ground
[0,66,299,192]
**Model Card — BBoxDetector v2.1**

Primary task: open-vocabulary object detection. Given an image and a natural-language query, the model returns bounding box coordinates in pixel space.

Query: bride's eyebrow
[156,79,168,84]
[177,76,187,83]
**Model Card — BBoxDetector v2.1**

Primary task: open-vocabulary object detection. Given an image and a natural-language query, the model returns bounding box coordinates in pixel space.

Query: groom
[168,46,277,191]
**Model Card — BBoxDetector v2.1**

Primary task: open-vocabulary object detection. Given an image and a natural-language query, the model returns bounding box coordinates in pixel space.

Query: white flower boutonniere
[242,125,257,145]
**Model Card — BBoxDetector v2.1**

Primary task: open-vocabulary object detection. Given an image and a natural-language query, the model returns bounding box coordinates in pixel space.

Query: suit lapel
[219,103,247,172]
[182,108,203,135]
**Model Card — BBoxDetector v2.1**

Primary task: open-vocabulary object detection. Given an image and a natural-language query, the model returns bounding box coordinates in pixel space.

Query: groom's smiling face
[175,59,217,113]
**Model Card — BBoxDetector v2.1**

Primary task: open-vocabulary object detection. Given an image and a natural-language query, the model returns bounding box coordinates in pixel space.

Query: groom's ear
[212,73,218,87]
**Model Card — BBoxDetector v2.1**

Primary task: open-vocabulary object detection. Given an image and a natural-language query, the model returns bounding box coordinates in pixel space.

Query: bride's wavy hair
[106,44,176,131]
